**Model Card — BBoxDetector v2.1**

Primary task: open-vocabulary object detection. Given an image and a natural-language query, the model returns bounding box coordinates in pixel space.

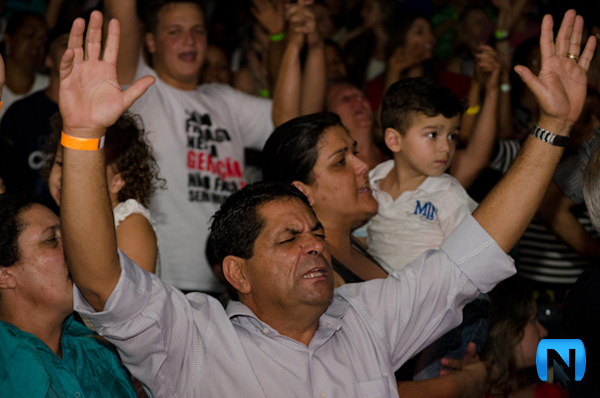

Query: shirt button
[74,393,81,398]
[321,392,327,398]
[262,327,269,335]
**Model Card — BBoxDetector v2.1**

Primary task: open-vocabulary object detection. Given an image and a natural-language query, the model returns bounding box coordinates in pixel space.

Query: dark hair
[481,277,537,396]
[210,181,313,300]
[42,112,165,207]
[0,194,41,267]
[262,113,344,184]
[142,0,205,34]
[5,11,46,36]
[381,77,466,135]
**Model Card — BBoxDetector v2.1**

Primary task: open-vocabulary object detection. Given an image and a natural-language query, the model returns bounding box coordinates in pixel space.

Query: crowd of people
[0,0,599,397]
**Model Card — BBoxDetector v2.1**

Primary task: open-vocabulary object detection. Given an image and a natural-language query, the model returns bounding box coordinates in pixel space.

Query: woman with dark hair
[0,194,138,397]
[263,112,385,285]
[1,11,48,119]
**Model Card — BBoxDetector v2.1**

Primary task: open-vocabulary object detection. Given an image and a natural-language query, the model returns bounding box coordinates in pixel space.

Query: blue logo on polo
[536,339,586,389]
[414,200,437,220]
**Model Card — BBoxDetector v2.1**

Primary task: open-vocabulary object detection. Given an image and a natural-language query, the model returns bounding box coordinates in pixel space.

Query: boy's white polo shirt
[367,160,478,273]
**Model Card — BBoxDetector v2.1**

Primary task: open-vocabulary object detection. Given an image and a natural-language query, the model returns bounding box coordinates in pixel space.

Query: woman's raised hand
[59,11,154,138]
[515,10,596,133]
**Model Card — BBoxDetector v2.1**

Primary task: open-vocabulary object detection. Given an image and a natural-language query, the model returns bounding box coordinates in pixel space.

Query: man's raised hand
[515,10,596,133]
[59,11,154,138]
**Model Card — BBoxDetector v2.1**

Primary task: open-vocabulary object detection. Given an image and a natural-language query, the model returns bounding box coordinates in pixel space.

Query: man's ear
[108,172,125,195]
[384,128,402,153]
[292,181,315,206]
[222,256,251,295]
[145,32,156,54]
[0,267,17,289]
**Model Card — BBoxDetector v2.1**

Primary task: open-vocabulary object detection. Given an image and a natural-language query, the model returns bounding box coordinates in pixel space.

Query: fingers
[539,14,555,61]
[59,48,75,82]
[103,19,120,65]
[566,15,584,57]
[123,75,155,110]
[85,10,103,61]
[555,9,576,57]
[579,35,597,71]
[68,18,86,65]
[440,357,463,371]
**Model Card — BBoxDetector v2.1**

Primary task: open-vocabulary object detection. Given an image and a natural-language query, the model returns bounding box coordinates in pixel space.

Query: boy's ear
[222,256,251,295]
[292,181,315,206]
[145,32,156,54]
[384,128,402,153]
[45,54,53,70]
[108,173,125,195]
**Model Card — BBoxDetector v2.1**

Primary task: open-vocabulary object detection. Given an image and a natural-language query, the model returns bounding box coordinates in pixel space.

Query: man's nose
[300,234,325,256]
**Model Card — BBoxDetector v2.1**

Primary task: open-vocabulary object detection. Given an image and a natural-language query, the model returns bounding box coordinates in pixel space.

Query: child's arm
[116,214,158,273]
[450,46,500,189]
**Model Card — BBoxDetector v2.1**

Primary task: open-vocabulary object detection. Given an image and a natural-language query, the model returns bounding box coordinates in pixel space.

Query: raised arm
[104,0,141,85]
[60,12,154,311]
[272,0,306,126]
[451,46,501,188]
[473,10,596,252]
[300,4,326,115]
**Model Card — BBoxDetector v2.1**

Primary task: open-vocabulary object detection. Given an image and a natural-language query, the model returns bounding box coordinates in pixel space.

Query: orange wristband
[61,131,106,151]
[0,101,3,112]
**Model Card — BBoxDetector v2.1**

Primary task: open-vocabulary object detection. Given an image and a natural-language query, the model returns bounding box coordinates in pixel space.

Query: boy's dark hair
[210,182,314,300]
[381,78,466,135]
[141,0,205,34]
[0,193,40,267]
[262,112,344,184]
[42,112,165,207]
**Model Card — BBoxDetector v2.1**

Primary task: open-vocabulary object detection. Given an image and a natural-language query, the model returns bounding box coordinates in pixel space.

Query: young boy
[367,78,478,272]
[367,77,484,380]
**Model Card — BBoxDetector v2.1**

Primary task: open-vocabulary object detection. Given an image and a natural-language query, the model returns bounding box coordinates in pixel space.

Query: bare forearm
[62,135,121,311]
[473,119,567,252]
[301,43,326,115]
[45,0,66,29]
[268,40,286,91]
[272,44,302,127]
[459,81,481,143]
[104,0,140,85]
[452,88,499,188]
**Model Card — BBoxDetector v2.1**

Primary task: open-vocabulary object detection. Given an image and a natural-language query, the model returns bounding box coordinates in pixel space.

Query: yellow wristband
[465,104,481,115]
[61,131,106,151]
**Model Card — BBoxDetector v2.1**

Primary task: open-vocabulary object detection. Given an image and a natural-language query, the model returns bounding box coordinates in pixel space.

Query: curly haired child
[43,112,164,274]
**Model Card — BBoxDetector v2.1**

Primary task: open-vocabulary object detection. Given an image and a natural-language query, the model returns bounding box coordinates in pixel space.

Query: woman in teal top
[0,193,137,398]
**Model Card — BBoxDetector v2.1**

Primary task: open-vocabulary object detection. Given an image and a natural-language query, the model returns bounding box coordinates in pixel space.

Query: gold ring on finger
[567,53,580,62]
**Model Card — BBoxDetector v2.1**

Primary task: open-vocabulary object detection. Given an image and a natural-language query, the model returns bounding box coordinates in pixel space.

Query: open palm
[59,12,154,137]
[515,11,596,128]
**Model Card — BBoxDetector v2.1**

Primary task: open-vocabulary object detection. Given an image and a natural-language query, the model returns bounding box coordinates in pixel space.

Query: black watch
[530,124,569,147]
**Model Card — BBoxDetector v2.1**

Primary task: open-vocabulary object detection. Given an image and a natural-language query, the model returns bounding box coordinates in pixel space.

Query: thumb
[123,75,155,110]
[514,65,545,97]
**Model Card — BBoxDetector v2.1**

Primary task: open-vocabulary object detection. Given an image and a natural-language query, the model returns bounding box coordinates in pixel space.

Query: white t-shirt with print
[367,160,478,273]
[128,62,273,292]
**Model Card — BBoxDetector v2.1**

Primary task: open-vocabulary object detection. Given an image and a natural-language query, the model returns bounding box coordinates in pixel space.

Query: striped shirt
[74,215,514,398]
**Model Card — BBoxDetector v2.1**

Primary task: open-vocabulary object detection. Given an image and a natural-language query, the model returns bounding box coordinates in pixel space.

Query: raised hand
[251,0,285,36]
[514,10,596,133]
[59,11,154,138]
[474,45,501,91]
